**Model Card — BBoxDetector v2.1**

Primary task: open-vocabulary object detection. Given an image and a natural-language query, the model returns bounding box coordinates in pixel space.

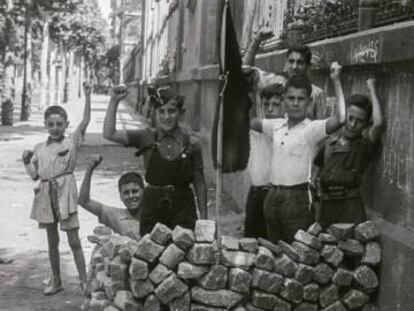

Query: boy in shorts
[22,83,92,295]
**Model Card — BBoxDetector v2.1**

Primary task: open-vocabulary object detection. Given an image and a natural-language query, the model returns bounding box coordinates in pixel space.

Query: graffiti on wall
[350,36,382,64]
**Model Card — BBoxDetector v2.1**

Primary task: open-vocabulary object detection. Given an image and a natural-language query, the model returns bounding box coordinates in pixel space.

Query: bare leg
[44,224,63,295]
[67,229,87,294]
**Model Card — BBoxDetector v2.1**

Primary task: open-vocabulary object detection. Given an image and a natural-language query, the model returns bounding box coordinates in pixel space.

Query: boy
[22,83,91,295]
[314,78,383,228]
[103,86,207,235]
[285,44,327,120]
[78,155,142,240]
[250,63,346,243]
[242,27,286,238]
[245,83,285,238]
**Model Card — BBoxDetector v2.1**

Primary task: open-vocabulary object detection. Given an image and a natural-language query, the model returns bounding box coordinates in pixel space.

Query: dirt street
[0,94,243,310]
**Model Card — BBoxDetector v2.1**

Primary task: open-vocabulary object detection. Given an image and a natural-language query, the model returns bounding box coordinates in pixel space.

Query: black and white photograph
[0,0,412,310]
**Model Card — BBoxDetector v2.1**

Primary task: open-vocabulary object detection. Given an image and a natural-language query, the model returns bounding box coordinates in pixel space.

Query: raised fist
[22,150,34,165]
[255,27,274,42]
[111,84,129,102]
[366,77,376,90]
[330,61,342,81]
[83,82,92,96]
[89,154,103,170]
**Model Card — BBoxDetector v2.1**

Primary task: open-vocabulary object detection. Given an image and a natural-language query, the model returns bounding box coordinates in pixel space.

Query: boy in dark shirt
[314,78,383,228]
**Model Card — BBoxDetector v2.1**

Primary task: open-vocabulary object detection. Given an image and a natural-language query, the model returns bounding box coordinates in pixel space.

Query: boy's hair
[284,75,312,97]
[347,94,372,121]
[287,44,312,65]
[260,83,284,99]
[44,105,68,121]
[118,172,144,192]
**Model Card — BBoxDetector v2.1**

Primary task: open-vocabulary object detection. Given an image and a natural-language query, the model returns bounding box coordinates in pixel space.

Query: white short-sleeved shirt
[262,118,328,186]
[247,130,272,186]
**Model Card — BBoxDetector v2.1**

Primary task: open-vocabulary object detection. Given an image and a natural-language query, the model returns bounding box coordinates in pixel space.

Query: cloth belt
[40,171,73,221]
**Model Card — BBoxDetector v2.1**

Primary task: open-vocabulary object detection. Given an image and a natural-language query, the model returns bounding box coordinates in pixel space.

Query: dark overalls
[315,135,374,229]
[137,132,197,235]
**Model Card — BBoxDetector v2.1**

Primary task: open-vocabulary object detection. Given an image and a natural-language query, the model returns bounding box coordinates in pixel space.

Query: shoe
[43,283,63,296]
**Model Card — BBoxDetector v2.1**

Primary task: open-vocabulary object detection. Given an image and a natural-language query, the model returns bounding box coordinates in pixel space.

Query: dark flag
[211,1,252,173]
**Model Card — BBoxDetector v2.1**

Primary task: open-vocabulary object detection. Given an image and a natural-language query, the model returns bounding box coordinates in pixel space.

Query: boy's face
[286,52,309,78]
[343,105,369,139]
[261,95,283,119]
[120,182,143,213]
[155,101,182,132]
[284,87,311,122]
[44,114,68,139]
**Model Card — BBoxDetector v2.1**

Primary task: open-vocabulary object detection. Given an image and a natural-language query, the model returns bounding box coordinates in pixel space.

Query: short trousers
[39,212,80,231]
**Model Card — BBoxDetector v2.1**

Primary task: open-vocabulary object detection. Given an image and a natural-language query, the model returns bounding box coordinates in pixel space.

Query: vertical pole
[215,0,229,240]
[119,13,124,84]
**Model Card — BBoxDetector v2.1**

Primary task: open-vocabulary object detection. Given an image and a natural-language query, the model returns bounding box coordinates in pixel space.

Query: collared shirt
[315,134,375,187]
[24,125,83,223]
[126,127,204,170]
[98,204,141,240]
[247,130,272,186]
[262,118,328,186]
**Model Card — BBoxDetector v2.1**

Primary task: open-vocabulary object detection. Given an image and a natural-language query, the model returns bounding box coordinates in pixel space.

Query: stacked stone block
[84,220,381,310]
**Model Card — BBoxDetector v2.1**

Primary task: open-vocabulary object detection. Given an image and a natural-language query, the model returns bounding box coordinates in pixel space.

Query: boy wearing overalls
[103,86,207,235]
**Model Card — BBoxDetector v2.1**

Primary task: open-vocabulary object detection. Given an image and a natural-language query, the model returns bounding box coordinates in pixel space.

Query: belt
[270,183,309,191]
[147,184,190,192]
[41,171,73,183]
[251,185,271,191]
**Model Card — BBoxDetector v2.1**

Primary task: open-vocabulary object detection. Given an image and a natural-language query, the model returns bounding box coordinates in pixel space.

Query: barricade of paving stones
[82,220,381,311]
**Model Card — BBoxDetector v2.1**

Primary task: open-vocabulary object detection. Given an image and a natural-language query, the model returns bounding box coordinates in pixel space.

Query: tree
[0,1,22,125]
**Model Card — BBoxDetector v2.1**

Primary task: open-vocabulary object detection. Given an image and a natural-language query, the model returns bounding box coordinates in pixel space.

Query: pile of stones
[83,220,381,311]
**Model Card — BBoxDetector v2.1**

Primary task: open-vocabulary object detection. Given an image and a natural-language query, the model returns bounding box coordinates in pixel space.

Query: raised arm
[78,82,92,137]
[78,155,104,216]
[243,27,274,66]
[366,78,383,142]
[103,85,129,145]
[325,62,346,134]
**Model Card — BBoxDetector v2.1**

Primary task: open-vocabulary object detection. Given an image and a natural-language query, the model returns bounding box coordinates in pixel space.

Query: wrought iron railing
[257,0,414,52]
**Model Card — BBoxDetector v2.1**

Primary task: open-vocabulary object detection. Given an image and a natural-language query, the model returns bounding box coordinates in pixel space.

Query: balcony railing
[256,0,414,52]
